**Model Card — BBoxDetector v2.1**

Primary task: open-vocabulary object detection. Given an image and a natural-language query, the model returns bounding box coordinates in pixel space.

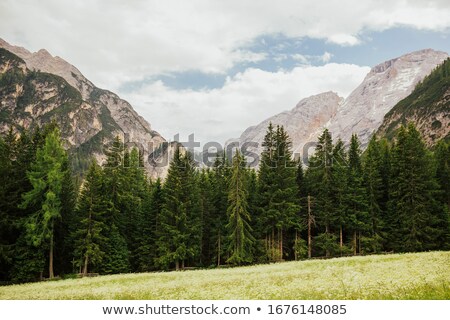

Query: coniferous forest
[0,121,449,284]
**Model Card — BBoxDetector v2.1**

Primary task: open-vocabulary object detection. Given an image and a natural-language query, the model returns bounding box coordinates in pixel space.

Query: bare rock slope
[0,38,171,178]
[235,49,448,157]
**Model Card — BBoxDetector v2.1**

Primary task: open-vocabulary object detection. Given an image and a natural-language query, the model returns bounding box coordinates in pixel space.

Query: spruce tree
[157,147,201,270]
[226,150,254,265]
[72,160,106,275]
[198,169,215,266]
[306,129,337,257]
[389,124,442,252]
[210,152,231,266]
[346,134,369,255]
[363,135,384,252]
[332,139,349,254]
[434,140,450,248]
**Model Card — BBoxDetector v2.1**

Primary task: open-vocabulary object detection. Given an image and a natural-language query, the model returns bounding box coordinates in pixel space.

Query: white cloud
[321,52,333,63]
[123,63,370,145]
[0,0,449,89]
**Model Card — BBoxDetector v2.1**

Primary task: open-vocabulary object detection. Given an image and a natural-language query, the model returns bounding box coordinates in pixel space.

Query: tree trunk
[49,222,54,279]
[175,260,180,271]
[358,231,361,255]
[279,227,283,261]
[217,232,221,267]
[307,195,312,259]
[340,225,343,256]
[353,231,357,255]
[294,230,298,261]
[325,224,330,258]
[181,260,185,270]
[83,255,89,276]
[272,228,275,261]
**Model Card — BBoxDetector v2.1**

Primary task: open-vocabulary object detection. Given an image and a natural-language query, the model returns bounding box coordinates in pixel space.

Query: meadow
[0,251,449,300]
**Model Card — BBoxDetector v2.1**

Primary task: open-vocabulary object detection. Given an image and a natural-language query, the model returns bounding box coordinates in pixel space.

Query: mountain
[0,39,171,178]
[377,57,450,145]
[234,49,448,158]
[325,49,448,146]
[233,91,343,159]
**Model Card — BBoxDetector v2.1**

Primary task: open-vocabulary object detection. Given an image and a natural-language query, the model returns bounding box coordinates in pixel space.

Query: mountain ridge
[234,49,449,157]
[0,39,171,178]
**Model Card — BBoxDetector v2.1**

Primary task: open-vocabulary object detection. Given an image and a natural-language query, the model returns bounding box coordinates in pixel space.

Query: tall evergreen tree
[331,139,349,254]
[306,129,337,257]
[210,152,231,266]
[389,124,442,252]
[19,127,68,279]
[226,150,254,265]
[434,140,450,248]
[257,124,299,261]
[72,160,106,275]
[363,135,384,252]
[346,134,369,255]
[157,147,201,270]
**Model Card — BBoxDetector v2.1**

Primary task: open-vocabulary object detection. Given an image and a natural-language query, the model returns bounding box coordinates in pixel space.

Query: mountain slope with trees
[377,58,450,145]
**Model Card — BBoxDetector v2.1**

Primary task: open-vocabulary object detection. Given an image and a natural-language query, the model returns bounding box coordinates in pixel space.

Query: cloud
[123,63,370,145]
[291,52,333,64]
[0,0,449,89]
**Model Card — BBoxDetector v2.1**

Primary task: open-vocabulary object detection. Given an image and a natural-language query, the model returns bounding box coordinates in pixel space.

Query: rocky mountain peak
[0,39,170,179]
[234,49,448,162]
[325,49,448,147]
[234,91,343,158]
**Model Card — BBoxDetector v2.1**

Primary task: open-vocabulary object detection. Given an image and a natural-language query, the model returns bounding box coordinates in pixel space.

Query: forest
[0,121,449,283]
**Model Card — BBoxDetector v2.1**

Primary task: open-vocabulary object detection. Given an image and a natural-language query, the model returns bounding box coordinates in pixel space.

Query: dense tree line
[0,122,449,283]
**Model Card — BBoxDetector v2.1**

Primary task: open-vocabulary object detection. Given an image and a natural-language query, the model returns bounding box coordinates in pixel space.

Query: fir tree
[157,147,201,270]
[346,134,369,255]
[210,152,231,266]
[72,160,106,275]
[389,124,442,252]
[306,129,337,257]
[363,135,384,252]
[226,151,254,265]
[332,139,349,254]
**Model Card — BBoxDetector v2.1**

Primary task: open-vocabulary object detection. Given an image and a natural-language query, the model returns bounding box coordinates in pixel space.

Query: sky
[1,0,449,145]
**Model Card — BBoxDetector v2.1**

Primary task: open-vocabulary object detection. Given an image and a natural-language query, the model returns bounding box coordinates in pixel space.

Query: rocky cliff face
[232,91,343,159]
[235,49,449,159]
[326,49,449,147]
[0,39,170,178]
[377,57,450,145]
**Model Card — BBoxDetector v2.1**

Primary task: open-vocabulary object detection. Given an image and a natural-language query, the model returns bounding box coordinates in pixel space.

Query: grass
[0,251,449,300]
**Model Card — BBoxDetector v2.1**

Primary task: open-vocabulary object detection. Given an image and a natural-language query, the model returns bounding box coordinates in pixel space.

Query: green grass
[0,251,449,300]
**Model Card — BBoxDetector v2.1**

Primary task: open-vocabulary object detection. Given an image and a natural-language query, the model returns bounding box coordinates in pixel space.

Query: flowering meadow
[0,251,448,300]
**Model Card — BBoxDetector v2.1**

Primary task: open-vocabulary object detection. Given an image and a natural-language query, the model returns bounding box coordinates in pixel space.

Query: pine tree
[434,140,450,248]
[101,136,130,272]
[257,124,299,261]
[257,123,277,261]
[136,177,162,272]
[389,124,442,252]
[19,127,68,279]
[198,169,215,266]
[331,139,349,255]
[121,147,147,271]
[306,129,337,257]
[157,147,201,270]
[294,160,308,260]
[363,135,384,253]
[72,160,106,275]
[226,150,254,265]
[210,152,231,266]
[346,134,369,255]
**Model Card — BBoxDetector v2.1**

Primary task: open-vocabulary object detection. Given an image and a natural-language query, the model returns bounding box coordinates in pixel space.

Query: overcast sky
[1,0,449,144]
